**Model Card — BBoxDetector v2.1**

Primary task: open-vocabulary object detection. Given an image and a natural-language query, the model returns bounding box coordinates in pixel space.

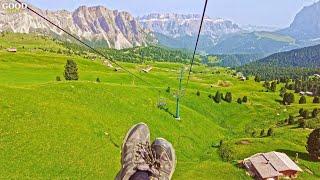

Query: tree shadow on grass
[276,149,311,161]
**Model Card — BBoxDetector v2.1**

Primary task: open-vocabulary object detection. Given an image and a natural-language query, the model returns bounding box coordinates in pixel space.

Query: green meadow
[0,33,319,179]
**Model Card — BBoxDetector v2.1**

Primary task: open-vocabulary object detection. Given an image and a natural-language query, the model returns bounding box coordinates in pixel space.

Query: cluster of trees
[251,128,274,137]
[281,92,319,105]
[284,108,320,128]
[99,46,193,63]
[208,91,248,104]
[237,96,248,104]
[285,78,320,97]
[299,108,320,119]
[209,91,233,103]
[263,81,277,92]
[239,66,320,81]
[205,54,263,68]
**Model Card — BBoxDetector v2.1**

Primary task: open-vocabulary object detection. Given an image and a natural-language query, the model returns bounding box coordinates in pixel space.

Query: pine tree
[267,128,274,136]
[313,96,320,104]
[196,90,200,96]
[237,98,242,104]
[283,93,295,105]
[288,115,295,125]
[214,91,222,103]
[280,87,287,97]
[166,87,171,93]
[312,108,319,118]
[254,76,261,82]
[302,110,309,119]
[299,96,307,104]
[64,60,78,80]
[299,108,304,116]
[306,128,320,161]
[242,96,248,103]
[260,129,265,137]
[225,92,232,103]
[270,81,277,92]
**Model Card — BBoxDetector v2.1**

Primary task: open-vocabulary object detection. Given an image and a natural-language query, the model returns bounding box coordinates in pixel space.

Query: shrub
[279,87,287,97]
[283,93,295,105]
[299,119,306,128]
[260,129,265,137]
[196,90,200,96]
[299,108,304,116]
[219,143,235,162]
[225,92,232,103]
[299,96,307,104]
[166,87,171,93]
[96,78,101,83]
[313,96,320,104]
[242,96,248,103]
[254,76,261,82]
[237,98,242,104]
[306,128,320,161]
[267,128,274,136]
[214,91,222,103]
[302,110,310,119]
[56,76,61,81]
[312,108,319,118]
[64,60,78,80]
[251,130,257,137]
[288,115,295,125]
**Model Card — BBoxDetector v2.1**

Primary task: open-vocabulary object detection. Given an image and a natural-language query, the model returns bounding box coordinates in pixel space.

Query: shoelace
[136,142,161,177]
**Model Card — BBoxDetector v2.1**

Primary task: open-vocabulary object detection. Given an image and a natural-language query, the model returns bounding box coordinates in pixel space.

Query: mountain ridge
[0,3,156,49]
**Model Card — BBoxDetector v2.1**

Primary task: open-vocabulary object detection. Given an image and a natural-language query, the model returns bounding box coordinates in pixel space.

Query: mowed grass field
[0,33,319,179]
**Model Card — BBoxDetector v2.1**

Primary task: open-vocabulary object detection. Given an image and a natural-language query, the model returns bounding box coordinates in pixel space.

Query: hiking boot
[116,123,157,180]
[151,138,176,180]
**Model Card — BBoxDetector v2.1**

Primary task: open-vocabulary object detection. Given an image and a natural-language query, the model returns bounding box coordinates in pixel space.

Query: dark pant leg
[129,171,150,180]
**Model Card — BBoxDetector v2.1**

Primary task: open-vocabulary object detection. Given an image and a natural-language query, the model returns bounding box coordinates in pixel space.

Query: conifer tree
[64,60,78,81]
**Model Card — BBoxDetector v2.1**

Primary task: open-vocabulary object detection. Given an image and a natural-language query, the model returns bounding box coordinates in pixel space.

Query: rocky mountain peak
[137,13,242,38]
[280,1,320,40]
[0,4,155,49]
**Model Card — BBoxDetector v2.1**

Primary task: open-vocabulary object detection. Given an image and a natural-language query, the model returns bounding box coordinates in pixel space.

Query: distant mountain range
[1,0,320,57]
[138,13,242,40]
[138,1,320,56]
[0,1,156,49]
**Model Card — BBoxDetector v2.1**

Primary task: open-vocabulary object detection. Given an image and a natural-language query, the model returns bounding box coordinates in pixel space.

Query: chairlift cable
[185,0,209,88]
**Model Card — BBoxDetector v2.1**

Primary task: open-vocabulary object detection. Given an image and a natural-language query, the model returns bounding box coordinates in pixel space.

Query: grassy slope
[0,33,319,179]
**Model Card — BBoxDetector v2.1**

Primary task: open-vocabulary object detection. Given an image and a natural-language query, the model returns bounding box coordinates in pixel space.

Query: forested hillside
[238,44,320,80]
[205,54,263,67]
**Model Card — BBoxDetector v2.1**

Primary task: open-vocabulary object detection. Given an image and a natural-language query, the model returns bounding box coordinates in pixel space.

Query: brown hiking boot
[151,138,177,180]
[116,123,158,180]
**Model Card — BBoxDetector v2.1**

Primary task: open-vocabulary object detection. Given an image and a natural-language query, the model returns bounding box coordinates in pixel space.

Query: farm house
[243,151,302,180]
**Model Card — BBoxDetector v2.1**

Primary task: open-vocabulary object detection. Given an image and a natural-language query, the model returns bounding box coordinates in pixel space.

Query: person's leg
[129,171,150,180]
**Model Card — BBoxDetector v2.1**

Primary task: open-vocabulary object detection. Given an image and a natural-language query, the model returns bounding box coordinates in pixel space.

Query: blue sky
[25,0,318,28]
